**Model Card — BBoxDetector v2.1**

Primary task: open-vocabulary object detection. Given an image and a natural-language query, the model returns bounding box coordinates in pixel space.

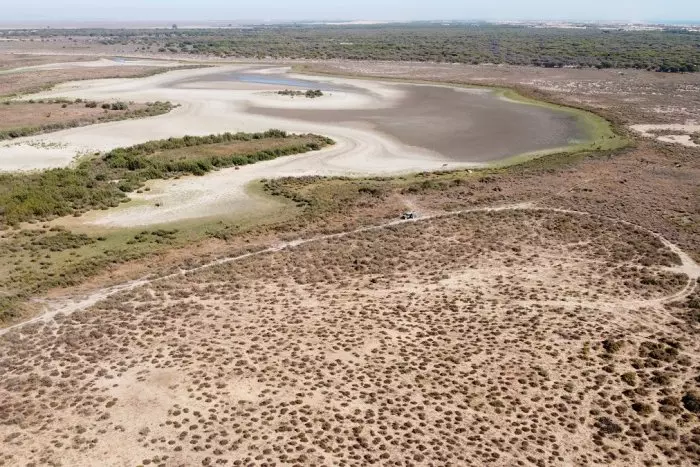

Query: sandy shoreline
[0,57,183,75]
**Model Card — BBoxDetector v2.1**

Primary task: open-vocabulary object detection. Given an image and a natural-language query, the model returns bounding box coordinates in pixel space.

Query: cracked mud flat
[630,123,700,148]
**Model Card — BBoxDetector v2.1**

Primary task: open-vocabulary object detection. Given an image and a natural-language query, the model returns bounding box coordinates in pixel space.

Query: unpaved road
[3,203,697,337]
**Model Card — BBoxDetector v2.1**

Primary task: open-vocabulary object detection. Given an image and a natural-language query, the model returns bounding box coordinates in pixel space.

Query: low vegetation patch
[0,130,333,322]
[127,229,179,245]
[29,231,95,252]
[277,89,324,98]
[683,392,700,413]
[1,207,697,465]
[0,130,333,227]
[0,99,174,140]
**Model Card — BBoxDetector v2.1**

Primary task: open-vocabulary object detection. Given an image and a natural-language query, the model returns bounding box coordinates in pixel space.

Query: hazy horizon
[3,0,700,24]
[2,19,700,28]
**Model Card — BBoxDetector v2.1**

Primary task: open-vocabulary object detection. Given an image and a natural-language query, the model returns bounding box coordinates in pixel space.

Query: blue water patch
[236,74,333,91]
[111,57,144,63]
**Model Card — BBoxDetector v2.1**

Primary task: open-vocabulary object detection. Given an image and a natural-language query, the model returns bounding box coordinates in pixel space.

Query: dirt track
[1,48,699,467]
[4,202,697,338]
[2,202,698,466]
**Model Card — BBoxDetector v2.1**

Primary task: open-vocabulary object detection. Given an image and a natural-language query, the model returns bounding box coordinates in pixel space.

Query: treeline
[0,131,333,227]
[11,24,698,72]
[173,25,696,72]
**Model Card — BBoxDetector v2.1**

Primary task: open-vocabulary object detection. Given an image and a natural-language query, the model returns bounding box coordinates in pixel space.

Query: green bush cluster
[0,131,333,227]
[25,98,76,105]
[104,129,291,163]
[8,25,700,71]
[0,166,127,226]
[104,131,331,184]
[127,229,179,245]
[101,101,128,110]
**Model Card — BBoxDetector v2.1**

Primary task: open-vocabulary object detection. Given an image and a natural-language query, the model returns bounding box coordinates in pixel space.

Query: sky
[3,0,699,23]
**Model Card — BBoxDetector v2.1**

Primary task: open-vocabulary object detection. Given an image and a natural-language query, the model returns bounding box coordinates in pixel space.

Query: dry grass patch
[0,66,176,97]
[0,99,174,140]
[0,100,136,130]
[0,53,94,70]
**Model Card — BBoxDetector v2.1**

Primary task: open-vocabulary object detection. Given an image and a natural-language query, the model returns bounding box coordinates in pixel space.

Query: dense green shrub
[11,24,700,71]
[102,101,128,110]
[277,89,324,98]
[682,392,700,413]
[0,131,333,226]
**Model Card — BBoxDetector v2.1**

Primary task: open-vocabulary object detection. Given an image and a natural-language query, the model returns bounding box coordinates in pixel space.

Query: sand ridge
[0,57,183,74]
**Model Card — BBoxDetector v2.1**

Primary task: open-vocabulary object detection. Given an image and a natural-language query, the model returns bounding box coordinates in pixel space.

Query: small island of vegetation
[277,89,324,98]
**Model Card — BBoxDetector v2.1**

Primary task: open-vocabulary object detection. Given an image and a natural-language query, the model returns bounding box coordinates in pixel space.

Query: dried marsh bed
[0,54,94,70]
[2,210,699,466]
[0,66,173,98]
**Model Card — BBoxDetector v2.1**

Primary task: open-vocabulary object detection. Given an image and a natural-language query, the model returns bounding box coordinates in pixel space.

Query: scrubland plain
[2,209,699,466]
[0,36,698,467]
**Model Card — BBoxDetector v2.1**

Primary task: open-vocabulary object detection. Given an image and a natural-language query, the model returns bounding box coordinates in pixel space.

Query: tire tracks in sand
[1,202,698,337]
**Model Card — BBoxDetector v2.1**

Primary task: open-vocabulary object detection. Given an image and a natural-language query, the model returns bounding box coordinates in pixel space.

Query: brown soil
[0,54,699,466]
[0,53,94,69]
[0,66,170,97]
[2,210,698,466]
[294,61,700,263]
[0,101,146,130]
